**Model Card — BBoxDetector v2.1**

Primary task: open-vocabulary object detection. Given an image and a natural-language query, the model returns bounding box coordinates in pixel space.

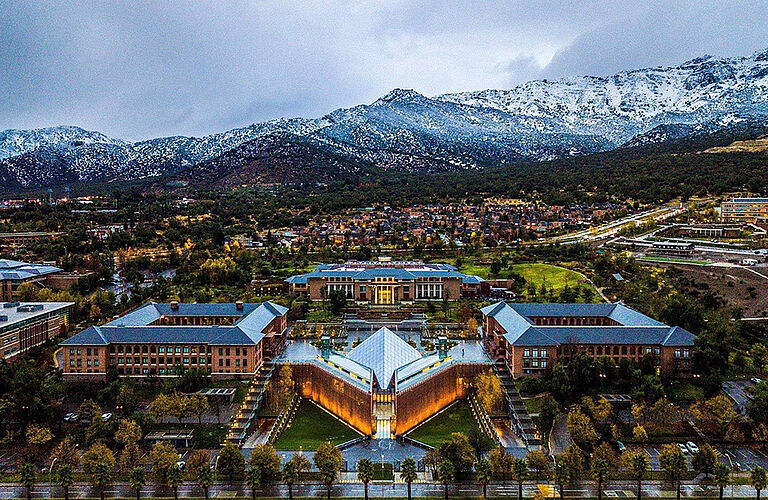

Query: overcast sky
[3,0,768,141]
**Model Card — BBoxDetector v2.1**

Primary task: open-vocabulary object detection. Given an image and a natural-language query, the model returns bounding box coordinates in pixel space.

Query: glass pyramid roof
[347,327,421,389]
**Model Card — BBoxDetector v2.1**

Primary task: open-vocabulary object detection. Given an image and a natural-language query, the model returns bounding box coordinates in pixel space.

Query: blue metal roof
[483,301,694,347]
[286,261,482,284]
[62,301,287,347]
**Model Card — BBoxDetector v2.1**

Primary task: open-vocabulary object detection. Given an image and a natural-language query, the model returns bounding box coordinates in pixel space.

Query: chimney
[438,336,448,359]
[170,301,179,311]
[236,301,244,311]
[321,336,331,358]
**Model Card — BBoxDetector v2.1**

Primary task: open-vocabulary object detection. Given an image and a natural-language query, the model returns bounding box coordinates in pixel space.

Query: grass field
[273,399,361,450]
[638,256,713,265]
[511,263,600,302]
[405,400,480,448]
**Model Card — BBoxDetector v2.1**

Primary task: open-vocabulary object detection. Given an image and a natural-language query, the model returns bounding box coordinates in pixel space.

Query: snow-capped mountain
[3,48,768,190]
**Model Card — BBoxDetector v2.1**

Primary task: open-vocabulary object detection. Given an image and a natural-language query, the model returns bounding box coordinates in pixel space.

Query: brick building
[482,302,695,378]
[60,301,288,381]
[0,301,73,359]
[286,261,484,304]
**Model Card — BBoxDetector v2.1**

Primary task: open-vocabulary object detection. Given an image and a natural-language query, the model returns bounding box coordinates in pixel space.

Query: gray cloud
[1,0,767,140]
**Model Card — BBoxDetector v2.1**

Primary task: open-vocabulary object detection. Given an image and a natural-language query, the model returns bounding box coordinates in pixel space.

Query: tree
[197,465,214,500]
[216,442,245,481]
[357,458,374,500]
[120,443,145,473]
[622,449,650,500]
[56,464,74,500]
[248,443,281,483]
[526,449,550,481]
[554,461,568,500]
[148,394,171,422]
[560,445,585,482]
[632,425,649,442]
[401,457,418,500]
[282,461,299,500]
[437,459,455,500]
[149,442,180,483]
[475,370,503,413]
[328,288,347,315]
[319,459,338,500]
[593,442,620,472]
[467,428,495,462]
[489,447,513,482]
[438,432,476,477]
[591,457,609,500]
[245,464,261,500]
[534,394,559,439]
[79,399,101,422]
[51,436,81,469]
[753,467,768,500]
[167,464,184,500]
[511,457,529,500]
[313,441,343,472]
[566,408,599,451]
[20,462,36,500]
[186,450,211,479]
[476,458,493,500]
[187,394,210,425]
[658,443,687,500]
[115,419,142,446]
[289,453,311,475]
[714,462,731,500]
[82,442,116,476]
[691,394,739,438]
[275,364,295,412]
[692,444,718,478]
[92,462,112,500]
[129,467,146,500]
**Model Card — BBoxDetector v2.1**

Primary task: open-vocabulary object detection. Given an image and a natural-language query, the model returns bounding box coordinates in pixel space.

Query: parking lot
[722,380,758,414]
[644,445,768,471]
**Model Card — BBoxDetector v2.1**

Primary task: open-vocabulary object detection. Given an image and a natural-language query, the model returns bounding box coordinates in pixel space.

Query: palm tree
[92,462,112,500]
[476,459,493,500]
[591,457,609,500]
[623,450,650,500]
[319,459,338,500]
[511,457,529,500]
[401,457,418,500]
[751,467,767,500]
[245,464,261,500]
[554,462,568,500]
[714,462,731,500]
[282,461,299,500]
[167,464,184,500]
[357,458,374,500]
[19,462,36,500]
[437,460,455,500]
[130,466,146,500]
[197,464,214,500]
[56,464,74,500]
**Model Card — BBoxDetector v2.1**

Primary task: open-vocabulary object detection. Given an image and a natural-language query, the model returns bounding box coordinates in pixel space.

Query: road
[3,479,767,498]
[546,206,684,244]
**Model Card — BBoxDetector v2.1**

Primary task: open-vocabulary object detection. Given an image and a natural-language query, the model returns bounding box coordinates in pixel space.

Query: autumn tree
[248,443,281,483]
[622,449,650,500]
[566,408,599,452]
[659,443,687,500]
[475,370,503,413]
[691,394,739,438]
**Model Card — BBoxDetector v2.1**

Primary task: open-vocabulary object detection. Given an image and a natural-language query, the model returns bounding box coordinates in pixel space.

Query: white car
[678,443,689,454]
[101,412,113,421]
[63,412,78,422]
[686,442,699,454]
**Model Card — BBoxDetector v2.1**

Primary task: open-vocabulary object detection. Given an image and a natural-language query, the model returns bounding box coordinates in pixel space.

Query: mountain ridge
[2,47,768,190]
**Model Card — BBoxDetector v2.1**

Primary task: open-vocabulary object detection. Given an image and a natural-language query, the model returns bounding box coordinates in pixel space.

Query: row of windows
[523,348,547,358]
[112,356,211,366]
[108,345,211,355]
[70,358,99,367]
[523,359,548,369]
[560,345,661,357]
[70,348,100,356]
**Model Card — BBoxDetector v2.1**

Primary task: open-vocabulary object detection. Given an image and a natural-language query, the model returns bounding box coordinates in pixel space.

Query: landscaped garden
[405,399,480,448]
[272,399,361,450]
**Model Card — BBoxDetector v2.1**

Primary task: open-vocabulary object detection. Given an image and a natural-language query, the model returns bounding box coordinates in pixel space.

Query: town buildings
[286,261,484,304]
[0,301,73,359]
[721,197,768,225]
[481,302,695,378]
[60,301,288,381]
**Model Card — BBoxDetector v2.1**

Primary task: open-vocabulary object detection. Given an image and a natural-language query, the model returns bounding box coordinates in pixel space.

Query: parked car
[617,441,626,452]
[751,378,763,385]
[63,412,78,422]
[678,443,689,454]
[686,441,699,454]
[101,412,113,421]
[177,461,186,471]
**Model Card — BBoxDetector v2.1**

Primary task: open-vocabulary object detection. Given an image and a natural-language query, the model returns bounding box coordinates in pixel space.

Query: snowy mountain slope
[2,48,768,190]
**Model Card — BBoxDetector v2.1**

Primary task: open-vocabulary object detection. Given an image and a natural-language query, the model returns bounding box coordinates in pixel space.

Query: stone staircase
[494,360,540,447]
[226,360,276,445]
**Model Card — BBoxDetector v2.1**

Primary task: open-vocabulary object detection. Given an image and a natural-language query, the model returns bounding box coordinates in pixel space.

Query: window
[541,361,547,368]
[533,349,539,357]
[200,358,206,365]
[183,347,189,353]
[540,349,546,357]
[159,347,165,353]
[524,349,530,357]
[675,349,681,358]
[69,348,74,355]
[243,358,247,367]
[86,348,91,356]
[683,349,690,358]
[94,359,99,367]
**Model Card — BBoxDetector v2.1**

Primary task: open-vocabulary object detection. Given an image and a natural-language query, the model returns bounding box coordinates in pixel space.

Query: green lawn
[511,263,600,302]
[667,382,705,402]
[405,400,480,448]
[273,399,361,450]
